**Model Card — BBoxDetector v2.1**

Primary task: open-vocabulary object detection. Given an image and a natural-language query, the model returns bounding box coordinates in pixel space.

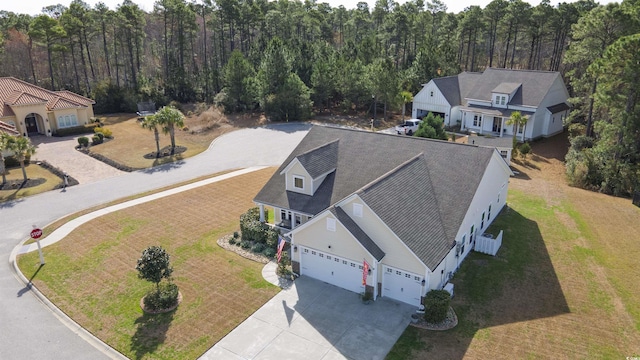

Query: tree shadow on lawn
[130,310,175,360]
[399,206,570,359]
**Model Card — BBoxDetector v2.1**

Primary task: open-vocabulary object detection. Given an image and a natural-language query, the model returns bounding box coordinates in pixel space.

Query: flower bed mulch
[410,306,458,331]
[0,177,46,190]
[143,146,187,159]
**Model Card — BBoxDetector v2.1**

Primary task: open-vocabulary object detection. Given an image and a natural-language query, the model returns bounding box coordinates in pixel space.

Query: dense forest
[0,0,639,195]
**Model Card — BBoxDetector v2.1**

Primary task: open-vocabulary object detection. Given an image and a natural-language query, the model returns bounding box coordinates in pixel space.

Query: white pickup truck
[395,119,422,135]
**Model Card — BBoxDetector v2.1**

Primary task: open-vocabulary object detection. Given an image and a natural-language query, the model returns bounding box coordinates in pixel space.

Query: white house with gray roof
[412,68,570,141]
[254,126,512,306]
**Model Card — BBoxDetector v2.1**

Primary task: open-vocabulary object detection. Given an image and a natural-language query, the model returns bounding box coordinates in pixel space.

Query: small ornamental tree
[136,246,179,311]
[519,142,532,159]
[136,246,173,290]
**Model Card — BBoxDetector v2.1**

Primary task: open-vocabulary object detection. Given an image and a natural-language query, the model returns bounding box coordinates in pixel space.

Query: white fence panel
[474,230,503,256]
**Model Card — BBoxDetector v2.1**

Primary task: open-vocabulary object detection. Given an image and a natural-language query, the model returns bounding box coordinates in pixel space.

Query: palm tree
[154,106,185,155]
[399,90,413,121]
[140,114,162,158]
[506,111,528,142]
[5,135,36,182]
[0,132,10,185]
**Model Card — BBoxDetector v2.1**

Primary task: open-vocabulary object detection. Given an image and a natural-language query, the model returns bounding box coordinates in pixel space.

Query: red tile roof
[0,121,20,136]
[0,77,94,117]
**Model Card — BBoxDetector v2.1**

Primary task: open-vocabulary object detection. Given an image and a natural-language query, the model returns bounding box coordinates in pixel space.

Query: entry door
[492,117,502,133]
[25,115,38,133]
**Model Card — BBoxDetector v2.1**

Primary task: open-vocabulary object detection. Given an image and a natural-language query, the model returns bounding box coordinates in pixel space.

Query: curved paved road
[0,124,310,359]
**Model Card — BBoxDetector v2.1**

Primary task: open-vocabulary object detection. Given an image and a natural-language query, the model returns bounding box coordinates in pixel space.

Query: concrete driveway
[205,276,414,360]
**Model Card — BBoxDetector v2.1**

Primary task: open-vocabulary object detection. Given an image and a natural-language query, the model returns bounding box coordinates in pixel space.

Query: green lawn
[17,168,280,359]
[387,187,640,359]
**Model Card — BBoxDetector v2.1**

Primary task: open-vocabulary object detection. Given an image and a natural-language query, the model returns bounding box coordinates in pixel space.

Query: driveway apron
[204,276,414,360]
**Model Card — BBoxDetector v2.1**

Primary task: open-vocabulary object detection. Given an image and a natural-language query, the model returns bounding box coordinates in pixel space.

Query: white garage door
[382,265,423,306]
[300,246,365,294]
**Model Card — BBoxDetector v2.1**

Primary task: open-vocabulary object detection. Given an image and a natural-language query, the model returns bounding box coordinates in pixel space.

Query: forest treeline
[0,0,639,195]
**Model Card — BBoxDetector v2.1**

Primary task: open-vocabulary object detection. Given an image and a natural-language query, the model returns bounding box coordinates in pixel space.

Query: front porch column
[500,117,505,137]
[460,111,466,131]
[259,204,265,222]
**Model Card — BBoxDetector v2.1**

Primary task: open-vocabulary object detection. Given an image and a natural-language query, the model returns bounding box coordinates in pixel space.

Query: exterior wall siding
[284,161,312,196]
[291,212,375,269]
[412,82,453,126]
[339,196,427,276]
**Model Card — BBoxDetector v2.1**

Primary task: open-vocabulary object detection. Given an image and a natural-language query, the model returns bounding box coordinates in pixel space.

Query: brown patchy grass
[91,108,246,169]
[389,132,640,359]
[17,167,280,359]
[0,164,61,202]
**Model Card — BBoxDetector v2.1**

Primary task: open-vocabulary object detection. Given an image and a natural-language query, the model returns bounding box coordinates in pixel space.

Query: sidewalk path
[0,123,310,359]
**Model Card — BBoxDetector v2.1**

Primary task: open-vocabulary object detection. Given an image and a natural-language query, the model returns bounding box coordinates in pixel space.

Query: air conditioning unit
[455,241,463,256]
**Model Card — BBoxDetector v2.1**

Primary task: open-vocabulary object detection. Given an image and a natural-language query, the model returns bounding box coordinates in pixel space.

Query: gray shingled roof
[547,102,570,113]
[295,139,339,178]
[430,68,561,109]
[464,68,561,107]
[468,135,514,149]
[433,76,461,106]
[254,126,494,270]
[330,207,385,261]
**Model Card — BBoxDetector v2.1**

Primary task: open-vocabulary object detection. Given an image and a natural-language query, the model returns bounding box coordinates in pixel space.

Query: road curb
[9,243,128,360]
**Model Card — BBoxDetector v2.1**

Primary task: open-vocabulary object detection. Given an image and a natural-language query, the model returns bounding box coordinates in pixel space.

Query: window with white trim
[326,218,336,232]
[500,150,508,159]
[57,114,78,129]
[517,124,524,134]
[500,96,506,105]
[473,115,482,127]
[353,203,363,218]
[293,176,304,189]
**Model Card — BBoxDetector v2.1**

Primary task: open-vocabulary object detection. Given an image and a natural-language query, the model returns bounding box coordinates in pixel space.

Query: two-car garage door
[300,246,365,294]
[300,246,424,306]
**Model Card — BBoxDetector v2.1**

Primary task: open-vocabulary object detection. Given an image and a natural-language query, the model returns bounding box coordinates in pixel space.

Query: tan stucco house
[0,77,95,137]
[254,126,512,306]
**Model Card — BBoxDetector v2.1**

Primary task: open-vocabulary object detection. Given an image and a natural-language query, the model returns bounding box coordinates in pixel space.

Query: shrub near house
[239,207,280,257]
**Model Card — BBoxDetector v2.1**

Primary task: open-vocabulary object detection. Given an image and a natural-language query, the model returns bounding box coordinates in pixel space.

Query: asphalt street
[0,123,310,359]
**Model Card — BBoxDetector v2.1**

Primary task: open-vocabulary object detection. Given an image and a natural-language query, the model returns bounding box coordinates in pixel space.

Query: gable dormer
[280,139,339,196]
[492,82,521,108]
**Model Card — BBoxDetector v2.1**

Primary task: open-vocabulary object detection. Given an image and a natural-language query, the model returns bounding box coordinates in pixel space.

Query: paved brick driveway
[31,135,124,184]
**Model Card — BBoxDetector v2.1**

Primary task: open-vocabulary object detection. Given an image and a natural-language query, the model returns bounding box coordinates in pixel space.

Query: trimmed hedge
[54,123,100,137]
[423,290,451,323]
[143,283,179,311]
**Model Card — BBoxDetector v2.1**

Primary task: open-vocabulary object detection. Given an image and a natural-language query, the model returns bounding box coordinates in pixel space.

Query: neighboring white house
[0,77,95,137]
[412,68,570,141]
[254,126,512,306]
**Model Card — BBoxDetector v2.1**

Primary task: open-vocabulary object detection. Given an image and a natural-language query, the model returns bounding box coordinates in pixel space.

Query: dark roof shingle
[255,126,494,270]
